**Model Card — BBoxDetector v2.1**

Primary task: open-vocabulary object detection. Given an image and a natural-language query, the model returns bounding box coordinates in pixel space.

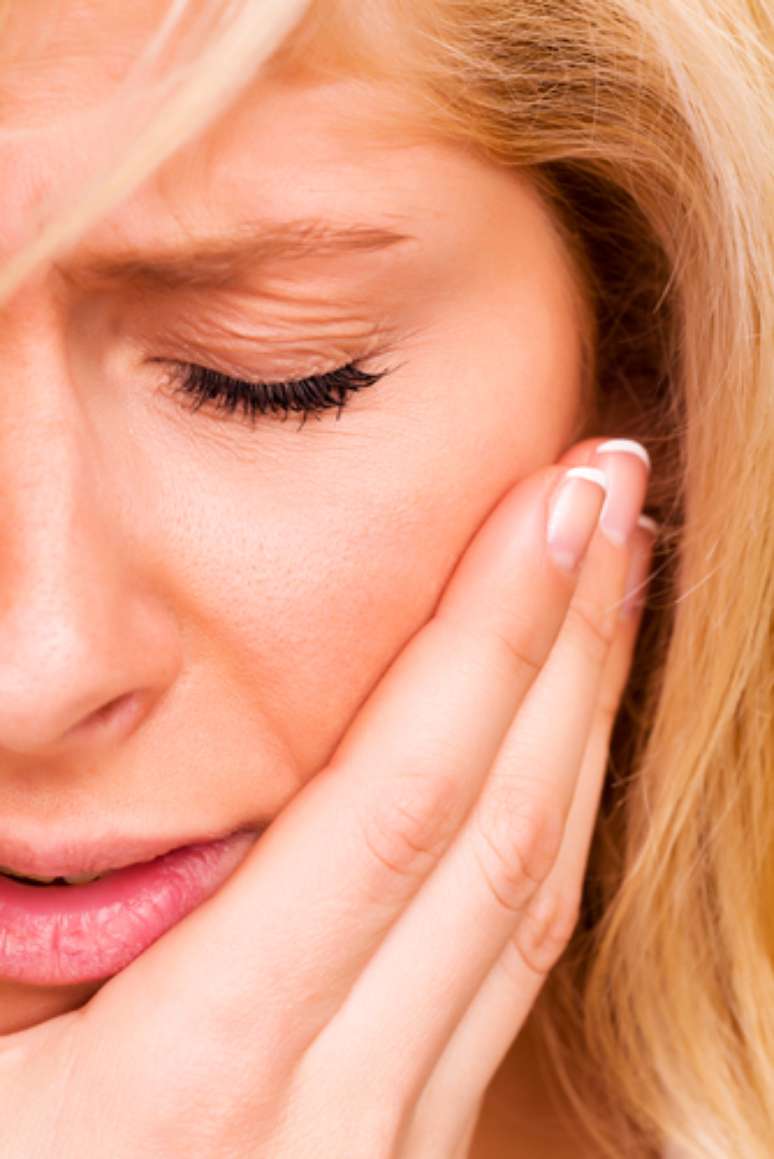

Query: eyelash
[168,359,389,429]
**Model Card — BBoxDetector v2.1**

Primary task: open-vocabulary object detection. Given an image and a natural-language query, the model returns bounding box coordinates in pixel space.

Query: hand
[0,437,655,1159]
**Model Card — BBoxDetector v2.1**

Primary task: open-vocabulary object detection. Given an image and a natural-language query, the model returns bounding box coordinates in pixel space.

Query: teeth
[0,865,58,883]
[0,864,104,885]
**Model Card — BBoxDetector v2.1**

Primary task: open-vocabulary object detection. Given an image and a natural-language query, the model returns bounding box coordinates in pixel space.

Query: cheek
[133,424,572,778]
[132,447,470,778]
[131,287,579,778]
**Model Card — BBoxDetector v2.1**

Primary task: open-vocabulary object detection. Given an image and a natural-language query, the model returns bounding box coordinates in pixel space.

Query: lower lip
[0,830,259,987]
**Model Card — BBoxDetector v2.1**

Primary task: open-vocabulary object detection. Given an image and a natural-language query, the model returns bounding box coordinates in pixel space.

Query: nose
[0,353,181,758]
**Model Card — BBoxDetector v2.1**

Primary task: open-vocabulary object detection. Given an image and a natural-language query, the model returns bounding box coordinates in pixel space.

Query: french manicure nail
[593,439,652,548]
[546,467,608,574]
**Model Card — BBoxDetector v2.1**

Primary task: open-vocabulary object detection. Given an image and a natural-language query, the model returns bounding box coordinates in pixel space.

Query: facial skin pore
[0,2,585,1032]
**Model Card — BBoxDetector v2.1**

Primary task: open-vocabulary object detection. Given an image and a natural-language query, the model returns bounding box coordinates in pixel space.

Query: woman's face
[0,2,585,1030]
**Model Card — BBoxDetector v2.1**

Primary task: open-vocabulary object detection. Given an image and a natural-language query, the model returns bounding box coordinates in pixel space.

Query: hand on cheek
[0,435,656,1159]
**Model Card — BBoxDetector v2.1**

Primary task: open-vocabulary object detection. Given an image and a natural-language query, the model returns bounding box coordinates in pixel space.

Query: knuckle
[433,613,543,685]
[357,771,460,893]
[510,881,582,976]
[484,624,543,683]
[564,595,615,666]
[469,780,564,915]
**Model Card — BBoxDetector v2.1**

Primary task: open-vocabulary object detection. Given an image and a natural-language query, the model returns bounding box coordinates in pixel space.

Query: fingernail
[620,515,659,618]
[593,439,652,548]
[546,467,608,574]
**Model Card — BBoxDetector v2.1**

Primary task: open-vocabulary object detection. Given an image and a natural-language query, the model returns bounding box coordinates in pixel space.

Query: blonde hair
[2,1,772,1155]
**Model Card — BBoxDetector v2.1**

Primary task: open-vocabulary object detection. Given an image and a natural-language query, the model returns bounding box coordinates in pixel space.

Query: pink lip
[0,825,266,880]
[0,829,260,986]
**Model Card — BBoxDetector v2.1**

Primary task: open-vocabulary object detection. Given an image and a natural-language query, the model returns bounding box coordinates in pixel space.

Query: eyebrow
[71,217,416,291]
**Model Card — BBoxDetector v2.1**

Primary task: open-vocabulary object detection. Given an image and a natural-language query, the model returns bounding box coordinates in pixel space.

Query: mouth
[0,828,262,987]
[0,826,255,882]
[0,867,120,886]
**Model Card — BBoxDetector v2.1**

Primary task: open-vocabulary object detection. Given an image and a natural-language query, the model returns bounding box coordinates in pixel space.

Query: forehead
[0,0,584,342]
[0,0,175,121]
[0,0,445,260]
[0,0,406,125]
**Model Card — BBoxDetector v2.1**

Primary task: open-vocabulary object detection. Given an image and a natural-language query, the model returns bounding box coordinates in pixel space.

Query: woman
[0,1,770,1155]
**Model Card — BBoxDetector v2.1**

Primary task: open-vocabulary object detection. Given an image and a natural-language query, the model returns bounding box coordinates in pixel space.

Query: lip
[0,825,264,880]
[0,828,261,986]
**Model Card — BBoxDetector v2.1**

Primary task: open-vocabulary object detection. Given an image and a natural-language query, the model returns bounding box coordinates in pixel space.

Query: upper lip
[0,824,263,879]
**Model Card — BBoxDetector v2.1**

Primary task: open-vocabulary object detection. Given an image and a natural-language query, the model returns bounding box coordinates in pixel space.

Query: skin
[0,2,584,1029]
[0,4,654,1155]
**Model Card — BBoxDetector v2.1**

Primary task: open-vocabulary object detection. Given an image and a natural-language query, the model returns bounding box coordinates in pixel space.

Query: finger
[307,450,650,1102]
[519,514,659,903]
[401,520,658,1155]
[92,455,611,1068]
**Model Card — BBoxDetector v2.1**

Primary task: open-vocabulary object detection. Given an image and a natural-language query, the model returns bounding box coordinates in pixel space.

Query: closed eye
[168,359,391,429]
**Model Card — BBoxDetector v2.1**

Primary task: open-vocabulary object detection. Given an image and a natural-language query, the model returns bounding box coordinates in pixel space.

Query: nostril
[64,690,144,740]
[92,695,127,723]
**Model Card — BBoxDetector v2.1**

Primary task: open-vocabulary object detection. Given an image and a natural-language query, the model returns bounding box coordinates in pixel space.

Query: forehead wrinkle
[64,217,417,293]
